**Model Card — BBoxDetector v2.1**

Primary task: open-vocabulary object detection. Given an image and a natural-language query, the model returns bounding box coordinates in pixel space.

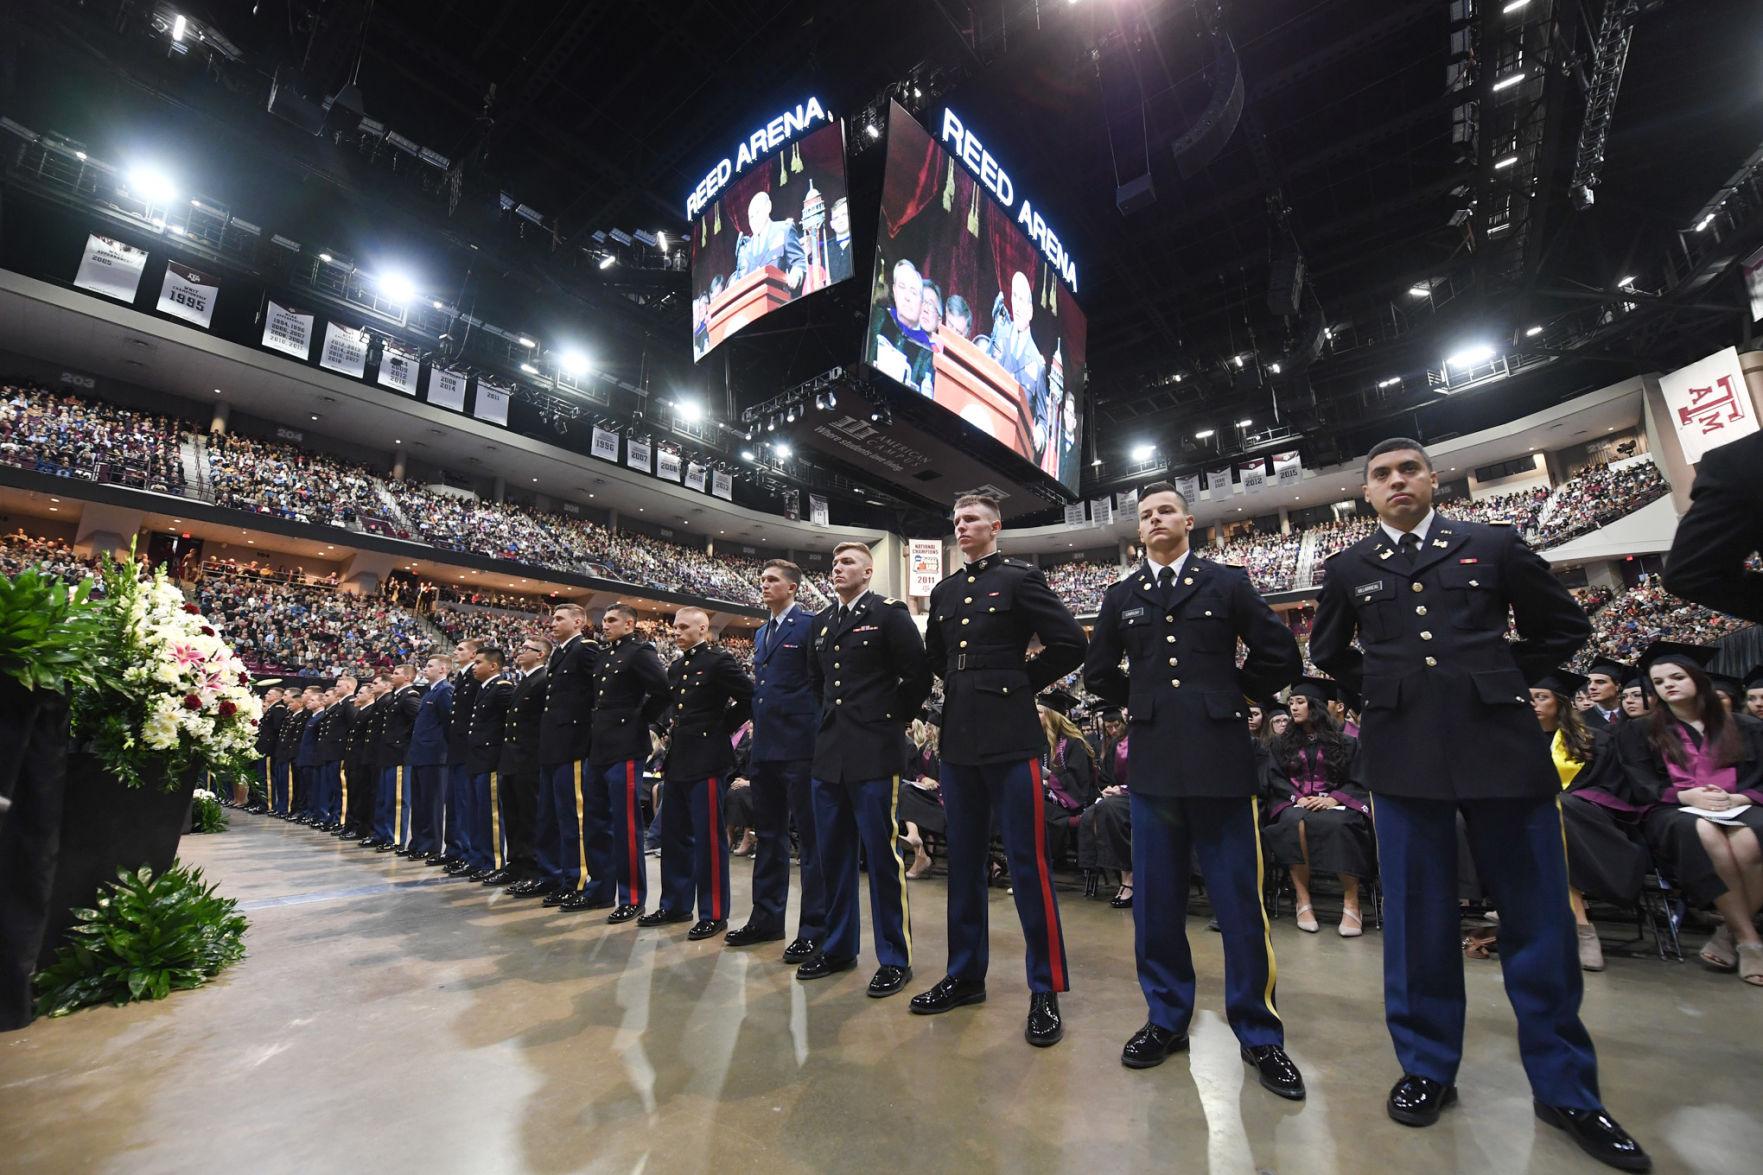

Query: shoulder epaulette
[883,597,902,607]
[1003,557,1035,570]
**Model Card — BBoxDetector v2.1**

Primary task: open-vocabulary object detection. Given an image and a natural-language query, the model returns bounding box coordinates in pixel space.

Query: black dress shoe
[444,860,472,875]
[1026,992,1063,1047]
[726,923,786,947]
[607,903,643,924]
[1387,1074,1457,1126]
[560,892,615,913]
[781,937,819,965]
[687,919,729,940]
[462,868,489,881]
[375,842,400,853]
[636,909,692,928]
[424,854,450,867]
[1242,1045,1305,1100]
[511,879,558,898]
[1121,1022,1188,1070]
[541,890,571,907]
[867,965,912,998]
[909,975,987,1015]
[1535,1103,1651,1172]
[795,953,857,981]
[482,868,513,885]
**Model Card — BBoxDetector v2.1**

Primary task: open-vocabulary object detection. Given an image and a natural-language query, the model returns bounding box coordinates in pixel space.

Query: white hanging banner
[1239,458,1268,492]
[685,461,708,491]
[909,539,944,596]
[156,261,218,328]
[1207,466,1232,498]
[1115,486,1139,516]
[1661,345,1760,463]
[1089,497,1114,526]
[591,425,620,461]
[1063,501,1087,527]
[73,234,147,303]
[1173,473,1202,505]
[474,379,512,426]
[377,342,421,395]
[261,301,315,360]
[809,493,830,526]
[1744,244,1763,324]
[1272,450,1303,487]
[319,321,370,379]
[712,469,733,500]
[427,367,468,412]
[656,448,682,482]
[626,436,652,472]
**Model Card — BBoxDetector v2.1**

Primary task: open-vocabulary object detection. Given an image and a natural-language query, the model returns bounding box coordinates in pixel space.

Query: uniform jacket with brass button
[749,605,819,764]
[589,635,672,767]
[256,699,288,757]
[377,684,424,769]
[466,675,514,775]
[499,666,547,777]
[808,591,932,784]
[925,552,1087,766]
[316,698,355,762]
[663,643,754,782]
[447,668,480,761]
[1310,515,1590,800]
[1083,554,1301,798]
[539,635,602,767]
[347,695,381,779]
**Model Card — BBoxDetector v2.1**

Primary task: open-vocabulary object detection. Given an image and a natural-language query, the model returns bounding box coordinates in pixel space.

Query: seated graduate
[1614,641,1763,986]
[1079,707,1133,907]
[1619,671,1651,721]
[1259,700,1291,744]
[1037,690,1099,863]
[1528,667,1652,972]
[725,719,756,857]
[898,712,944,879]
[1261,677,1372,937]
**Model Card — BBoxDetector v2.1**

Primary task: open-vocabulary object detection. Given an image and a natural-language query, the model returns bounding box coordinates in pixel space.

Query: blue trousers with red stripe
[940,759,1070,993]
[1132,793,1283,1047]
[811,776,912,968]
[658,775,727,920]
[598,760,649,908]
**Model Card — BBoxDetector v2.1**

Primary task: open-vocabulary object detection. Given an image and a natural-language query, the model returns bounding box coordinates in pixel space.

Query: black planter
[0,680,70,1032]
[36,754,197,971]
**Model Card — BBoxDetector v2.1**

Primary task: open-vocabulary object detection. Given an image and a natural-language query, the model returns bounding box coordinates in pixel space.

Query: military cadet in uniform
[1311,438,1649,1171]
[640,608,754,937]
[727,559,827,962]
[536,603,605,906]
[1082,481,1307,1100]
[442,640,483,874]
[910,493,1087,1047]
[798,542,931,996]
[371,664,423,852]
[314,676,357,831]
[589,604,671,923]
[274,686,311,818]
[1663,429,1763,622]
[500,638,551,890]
[293,687,325,823]
[253,687,287,814]
[338,681,379,839]
[1580,657,1627,731]
[351,677,391,843]
[403,655,453,862]
[461,647,514,881]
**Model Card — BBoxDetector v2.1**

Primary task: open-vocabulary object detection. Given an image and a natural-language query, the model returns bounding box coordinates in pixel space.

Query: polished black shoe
[687,918,729,941]
[443,860,472,875]
[1535,1103,1651,1172]
[1387,1074,1457,1126]
[462,868,489,882]
[795,953,857,981]
[510,879,557,898]
[636,908,692,928]
[781,937,819,965]
[391,846,417,857]
[725,922,785,947]
[541,890,571,907]
[1242,1045,1305,1100]
[375,842,400,853]
[560,892,614,913]
[482,868,514,886]
[607,903,643,924]
[1025,992,1064,1047]
[867,965,912,998]
[909,975,987,1015]
[424,854,450,867]
[1121,1022,1189,1070]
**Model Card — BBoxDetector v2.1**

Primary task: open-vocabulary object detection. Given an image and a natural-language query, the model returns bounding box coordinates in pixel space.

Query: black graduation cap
[1260,698,1291,718]
[1635,640,1717,693]
[1037,688,1077,715]
[1708,672,1743,701]
[1584,656,1631,683]
[1098,706,1124,722]
[1742,665,1763,691]
[1527,665,1588,698]
[1288,676,1338,705]
[918,703,943,728]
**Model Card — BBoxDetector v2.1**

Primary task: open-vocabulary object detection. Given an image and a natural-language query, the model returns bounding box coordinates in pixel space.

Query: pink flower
[183,694,202,711]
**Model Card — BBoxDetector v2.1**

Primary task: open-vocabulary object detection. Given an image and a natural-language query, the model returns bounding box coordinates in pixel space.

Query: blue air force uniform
[924,551,1087,993]
[538,634,604,894]
[656,642,754,922]
[405,678,452,856]
[1309,512,1603,1109]
[1082,551,1302,1046]
[589,634,672,909]
[443,668,481,864]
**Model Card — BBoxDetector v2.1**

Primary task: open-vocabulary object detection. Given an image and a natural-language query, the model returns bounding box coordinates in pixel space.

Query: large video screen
[689,114,852,362]
[866,101,1087,493]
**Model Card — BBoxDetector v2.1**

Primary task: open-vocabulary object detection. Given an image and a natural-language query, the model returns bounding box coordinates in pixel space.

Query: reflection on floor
[2,812,1759,1175]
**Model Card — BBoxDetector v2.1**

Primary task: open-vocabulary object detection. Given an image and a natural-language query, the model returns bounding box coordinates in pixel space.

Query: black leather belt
[947,653,1022,672]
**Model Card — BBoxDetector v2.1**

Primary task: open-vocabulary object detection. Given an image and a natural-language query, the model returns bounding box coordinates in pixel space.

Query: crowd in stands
[1572,585,1616,615]
[1041,559,1125,615]
[1526,460,1668,550]
[1573,574,1752,667]
[1,384,187,493]
[0,530,95,584]
[203,432,386,530]
[195,566,430,677]
[1214,528,1302,593]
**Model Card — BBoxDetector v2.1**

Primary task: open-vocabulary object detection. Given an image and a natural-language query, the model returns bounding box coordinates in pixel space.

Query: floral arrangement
[190,788,228,833]
[71,553,263,791]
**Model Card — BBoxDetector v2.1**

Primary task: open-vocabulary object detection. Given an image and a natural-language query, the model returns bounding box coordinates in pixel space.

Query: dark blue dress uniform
[500,666,547,884]
[444,669,481,865]
[465,674,514,875]
[589,634,672,910]
[273,701,305,816]
[1663,429,1763,622]
[1083,552,1302,1048]
[538,634,604,895]
[315,698,355,826]
[345,694,382,838]
[655,642,754,922]
[255,698,287,810]
[294,706,324,820]
[807,591,932,970]
[374,684,422,846]
[406,678,453,856]
[742,604,828,945]
[1310,514,1603,1111]
[924,551,1087,993]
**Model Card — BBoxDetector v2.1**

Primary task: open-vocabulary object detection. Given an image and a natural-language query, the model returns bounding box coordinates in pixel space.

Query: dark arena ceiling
[2,0,1761,521]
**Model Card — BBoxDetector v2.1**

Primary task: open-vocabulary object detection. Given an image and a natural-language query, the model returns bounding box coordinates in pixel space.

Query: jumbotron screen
[688,111,853,362]
[865,101,1087,493]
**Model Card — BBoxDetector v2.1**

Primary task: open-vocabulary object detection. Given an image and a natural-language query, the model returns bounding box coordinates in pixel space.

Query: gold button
[1415,606,1427,616]
[1425,656,1438,667]
[1168,657,1178,666]
[1420,631,1432,641]
[964,596,973,604]
[1171,679,1181,688]
[967,576,976,584]
[834,681,841,687]
[988,607,996,612]
[961,618,970,625]
[1165,614,1175,623]
[959,640,968,648]
[1411,583,1424,593]
[1001,688,1008,695]
[1166,635,1176,643]
[835,699,842,705]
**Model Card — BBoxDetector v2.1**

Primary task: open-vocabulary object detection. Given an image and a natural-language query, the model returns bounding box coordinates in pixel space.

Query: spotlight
[127,165,178,205]
[657,231,669,253]
[1494,154,1518,169]
[1446,343,1496,368]
[766,417,776,432]
[677,399,704,423]
[1236,418,1253,428]
[1195,429,1215,439]
[1491,73,1526,92]
[318,252,333,263]
[519,362,539,375]
[517,336,537,348]
[598,254,617,269]
[1269,362,1282,374]
[376,271,418,304]
[1377,376,1402,388]
[172,14,187,42]
[1232,355,1245,368]
[825,390,836,409]
[559,350,591,377]
[1408,284,1431,299]
[1695,214,1715,232]
[1617,274,1637,289]
[740,450,756,462]
[1524,324,1544,337]
[774,443,793,459]
[864,123,880,140]
[432,300,445,310]
[1131,444,1155,462]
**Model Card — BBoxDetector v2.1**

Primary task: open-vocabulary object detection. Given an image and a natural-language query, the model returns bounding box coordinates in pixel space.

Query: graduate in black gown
[898,715,945,879]
[1079,709,1133,907]
[1037,692,1099,864]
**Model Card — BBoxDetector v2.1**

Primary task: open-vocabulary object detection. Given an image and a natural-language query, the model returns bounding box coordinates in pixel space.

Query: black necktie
[1157,565,1175,603]
[1399,532,1421,564]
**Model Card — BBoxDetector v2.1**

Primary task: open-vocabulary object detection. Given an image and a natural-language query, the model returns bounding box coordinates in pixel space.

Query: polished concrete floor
[2,813,1758,1175]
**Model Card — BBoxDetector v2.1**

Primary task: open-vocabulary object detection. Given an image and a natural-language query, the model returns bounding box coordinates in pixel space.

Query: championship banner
[909,539,943,596]
[319,322,369,379]
[1239,458,1268,492]
[809,493,829,526]
[626,436,652,473]
[685,461,708,491]
[73,234,147,304]
[1063,501,1087,527]
[377,342,420,395]
[1173,473,1201,504]
[156,261,217,328]
[474,379,512,426]
[261,301,315,360]
[1660,346,1760,463]
[591,425,620,462]
[712,469,733,500]
[656,448,682,482]
[1272,450,1303,487]
[1089,496,1114,526]
[1206,466,1232,499]
[1115,486,1139,516]
[427,367,467,412]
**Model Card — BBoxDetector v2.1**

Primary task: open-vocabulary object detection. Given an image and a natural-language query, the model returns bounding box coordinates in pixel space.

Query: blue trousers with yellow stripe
[658,775,727,920]
[468,772,505,874]
[269,759,294,814]
[941,759,1069,992]
[811,776,911,968]
[543,760,613,898]
[1132,793,1282,1047]
[1374,793,1601,1109]
[599,760,650,908]
[374,764,408,844]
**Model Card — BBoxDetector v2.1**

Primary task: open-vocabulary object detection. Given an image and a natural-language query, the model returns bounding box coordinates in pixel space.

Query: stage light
[1502,0,1529,12]
[1131,444,1155,462]
[1617,274,1636,288]
[1236,418,1253,428]
[774,443,793,459]
[677,399,704,423]
[1525,324,1544,337]
[1232,355,1245,368]
[1695,213,1715,232]
[766,417,776,432]
[519,363,539,375]
[127,165,178,204]
[1173,373,1183,382]
[1492,72,1526,92]
[1269,362,1282,374]
[598,254,617,269]
[1494,154,1518,169]
[318,252,332,263]
[864,123,880,140]
[1408,284,1431,298]
[1446,343,1496,368]
[513,336,535,348]
[74,151,86,161]
[431,299,444,310]
[558,350,590,377]
[376,271,417,303]
[741,450,756,461]
[1195,429,1215,439]
[172,14,187,41]
[1377,376,1402,388]
[1092,457,1103,466]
